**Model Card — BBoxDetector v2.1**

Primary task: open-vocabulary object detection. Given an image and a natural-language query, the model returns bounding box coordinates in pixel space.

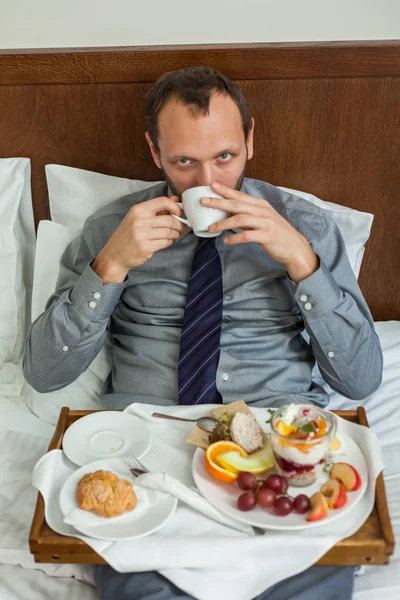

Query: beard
[159,153,248,199]
[159,165,181,198]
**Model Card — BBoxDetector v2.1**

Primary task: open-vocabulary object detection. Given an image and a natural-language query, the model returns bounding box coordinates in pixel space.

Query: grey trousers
[94,565,355,600]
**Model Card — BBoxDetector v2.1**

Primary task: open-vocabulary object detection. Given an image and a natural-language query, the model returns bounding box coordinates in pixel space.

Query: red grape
[264,474,286,493]
[273,496,294,516]
[293,494,311,514]
[256,479,264,491]
[278,475,289,494]
[237,492,257,512]
[256,487,276,509]
[237,472,257,491]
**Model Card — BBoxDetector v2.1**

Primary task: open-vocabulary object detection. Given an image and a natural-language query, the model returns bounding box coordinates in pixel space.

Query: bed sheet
[353,444,400,599]
[0,564,97,600]
[0,322,398,600]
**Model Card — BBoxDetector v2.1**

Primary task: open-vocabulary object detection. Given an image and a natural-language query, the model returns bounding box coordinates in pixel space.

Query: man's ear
[145,132,162,169]
[246,118,255,160]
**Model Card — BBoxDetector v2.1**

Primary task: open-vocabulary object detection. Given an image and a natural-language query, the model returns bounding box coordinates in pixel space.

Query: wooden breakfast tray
[29,407,395,567]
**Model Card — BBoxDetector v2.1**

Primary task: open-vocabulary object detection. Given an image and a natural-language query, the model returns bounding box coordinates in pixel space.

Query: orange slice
[204,441,248,483]
[275,420,297,436]
[316,417,327,437]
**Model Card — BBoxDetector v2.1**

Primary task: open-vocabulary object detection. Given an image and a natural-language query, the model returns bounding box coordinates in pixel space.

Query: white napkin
[137,472,253,534]
[32,403,385,600]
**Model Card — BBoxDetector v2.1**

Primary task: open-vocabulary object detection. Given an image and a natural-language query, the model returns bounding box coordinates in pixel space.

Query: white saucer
[59,458,177,541]
[62,411,151,467]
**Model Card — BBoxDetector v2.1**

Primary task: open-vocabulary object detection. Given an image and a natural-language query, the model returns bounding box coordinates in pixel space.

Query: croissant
[77,470,137,518]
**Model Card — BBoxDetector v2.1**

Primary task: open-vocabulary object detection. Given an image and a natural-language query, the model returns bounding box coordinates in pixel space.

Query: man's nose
[196,164,213,187]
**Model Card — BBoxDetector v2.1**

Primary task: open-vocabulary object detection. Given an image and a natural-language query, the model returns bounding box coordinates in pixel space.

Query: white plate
[62,411,151,467]
[59,458,177,541]
[192,431,368,530]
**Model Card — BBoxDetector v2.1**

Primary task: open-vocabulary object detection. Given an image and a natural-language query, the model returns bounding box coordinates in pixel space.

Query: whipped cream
[280,403,321,430]
[271,437,330,466]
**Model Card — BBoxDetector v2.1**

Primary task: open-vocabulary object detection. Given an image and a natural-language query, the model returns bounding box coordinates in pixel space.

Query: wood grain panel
[1,42,400,85]
[0,82,158,223]
[242,77,400,321]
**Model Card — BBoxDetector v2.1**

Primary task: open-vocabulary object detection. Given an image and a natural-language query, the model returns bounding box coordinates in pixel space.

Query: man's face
[146,92,254,197]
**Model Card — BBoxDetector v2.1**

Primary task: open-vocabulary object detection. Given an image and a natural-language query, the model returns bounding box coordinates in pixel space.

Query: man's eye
[219,153,232,161]
[178,158,190,165]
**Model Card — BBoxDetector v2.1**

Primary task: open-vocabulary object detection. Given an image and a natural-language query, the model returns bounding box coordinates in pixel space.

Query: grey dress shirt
[23,178,383,410]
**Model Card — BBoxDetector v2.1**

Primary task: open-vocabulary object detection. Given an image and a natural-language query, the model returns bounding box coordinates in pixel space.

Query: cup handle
[171,202,191,227]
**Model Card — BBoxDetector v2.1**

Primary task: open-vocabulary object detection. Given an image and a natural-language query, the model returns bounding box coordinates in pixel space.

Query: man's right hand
[92,196,185,284]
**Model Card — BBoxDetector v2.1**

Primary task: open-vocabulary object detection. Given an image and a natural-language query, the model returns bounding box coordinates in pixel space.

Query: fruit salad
[270,404,337,487]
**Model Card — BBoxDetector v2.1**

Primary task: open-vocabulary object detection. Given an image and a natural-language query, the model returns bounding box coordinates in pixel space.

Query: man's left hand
[202,182,319,283]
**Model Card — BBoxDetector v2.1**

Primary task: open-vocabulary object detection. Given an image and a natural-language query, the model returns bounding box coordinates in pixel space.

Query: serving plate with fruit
[190,402,368,530]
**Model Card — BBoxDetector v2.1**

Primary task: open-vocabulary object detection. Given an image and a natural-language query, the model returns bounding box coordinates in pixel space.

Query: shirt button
[62,345,69,352]
[304,302,312,311]
[300,294,308,302]
[221,373,229,381]
[89,301,97,309]
[328,351,335,358]
[93,292,101,300]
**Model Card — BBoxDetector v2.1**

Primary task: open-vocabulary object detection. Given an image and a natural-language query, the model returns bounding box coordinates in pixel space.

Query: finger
[209,214,264,233]
[148,228,182,241]
[211,182,266,207]
[202,195,267,217]
[147,215,186,232]
[157,196,182,217]
[137,196,181,216]
[224,230,261,245]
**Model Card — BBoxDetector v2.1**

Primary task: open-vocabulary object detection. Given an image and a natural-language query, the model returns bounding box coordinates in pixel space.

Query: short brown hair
[145,66,252,151]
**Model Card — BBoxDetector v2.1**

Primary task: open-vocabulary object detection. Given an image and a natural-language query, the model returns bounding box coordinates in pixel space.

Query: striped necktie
[178,237,223,405]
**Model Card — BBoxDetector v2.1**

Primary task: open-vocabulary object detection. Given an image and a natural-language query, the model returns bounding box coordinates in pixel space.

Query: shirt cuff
[69,262,126,322]
[290,259,343,319]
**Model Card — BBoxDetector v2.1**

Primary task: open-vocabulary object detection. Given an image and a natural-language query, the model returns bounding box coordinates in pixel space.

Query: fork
[122,453,199,493]
[122,452,149,477]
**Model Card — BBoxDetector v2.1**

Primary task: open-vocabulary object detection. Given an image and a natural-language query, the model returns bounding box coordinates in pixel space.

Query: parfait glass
[270,405,337,487]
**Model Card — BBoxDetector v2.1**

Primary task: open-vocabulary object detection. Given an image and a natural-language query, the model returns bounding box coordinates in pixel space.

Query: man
[24,67,383,600]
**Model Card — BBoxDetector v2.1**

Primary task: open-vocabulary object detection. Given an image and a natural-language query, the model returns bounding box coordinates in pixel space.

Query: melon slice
[216,443,275,475]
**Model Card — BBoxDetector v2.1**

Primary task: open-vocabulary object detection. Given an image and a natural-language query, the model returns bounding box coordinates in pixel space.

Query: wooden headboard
[0,41,399,321]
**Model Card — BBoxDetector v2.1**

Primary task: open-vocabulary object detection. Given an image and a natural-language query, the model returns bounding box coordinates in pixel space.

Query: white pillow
[46,164,161,231]
[278,186,373,280]
[0,158,35,396]
[31,221,78,322]
[28,221,110,424]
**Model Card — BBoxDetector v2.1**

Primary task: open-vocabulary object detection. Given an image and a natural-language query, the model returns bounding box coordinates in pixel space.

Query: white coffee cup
[171,185,229,238]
